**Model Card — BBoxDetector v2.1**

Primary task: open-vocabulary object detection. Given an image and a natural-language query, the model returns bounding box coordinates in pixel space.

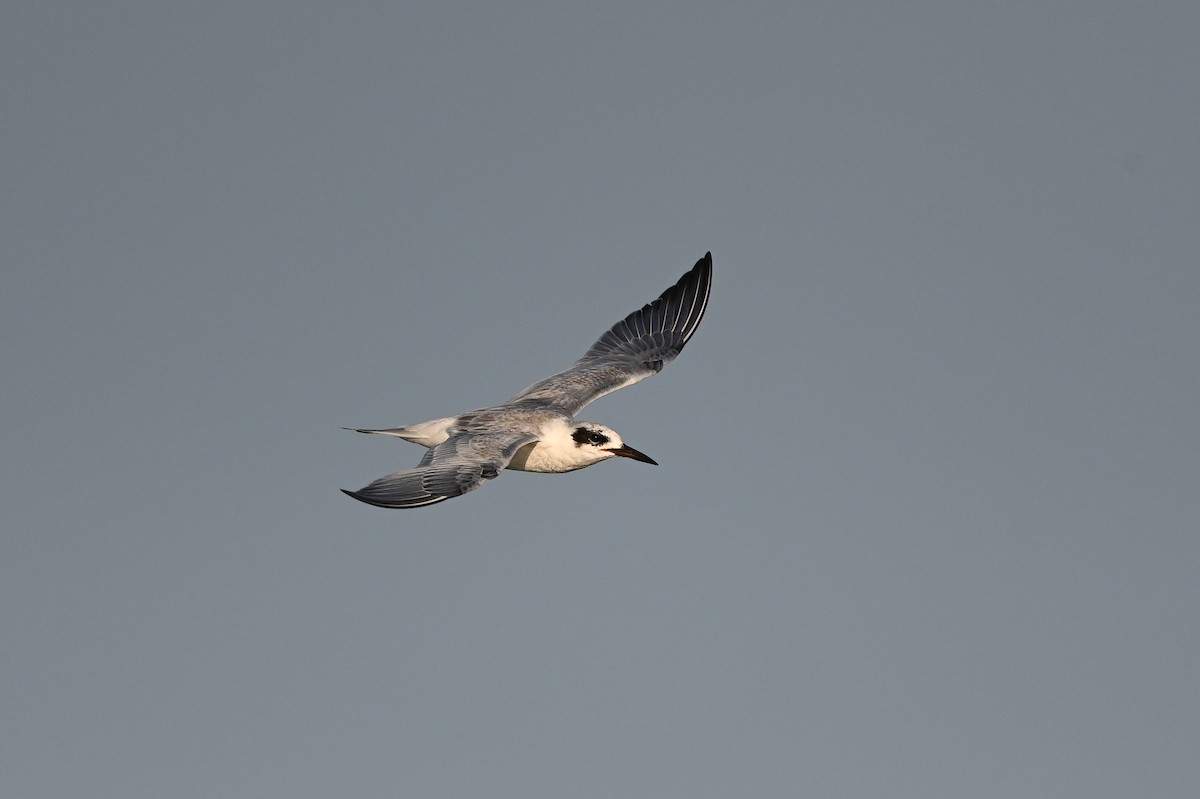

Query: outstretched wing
[510,252,712,416]
[341,430,537,509]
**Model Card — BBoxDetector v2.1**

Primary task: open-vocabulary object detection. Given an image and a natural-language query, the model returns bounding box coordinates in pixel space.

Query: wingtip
[341,486,398,508]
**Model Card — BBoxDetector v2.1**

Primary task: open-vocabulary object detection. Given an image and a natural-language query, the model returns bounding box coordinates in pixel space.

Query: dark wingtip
[660,251,712,301]
[342,487,383,506]
[689,251,713,288]
[342,487,398,509]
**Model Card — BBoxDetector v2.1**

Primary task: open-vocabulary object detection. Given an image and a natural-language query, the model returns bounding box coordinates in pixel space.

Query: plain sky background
[3,2,1198,797]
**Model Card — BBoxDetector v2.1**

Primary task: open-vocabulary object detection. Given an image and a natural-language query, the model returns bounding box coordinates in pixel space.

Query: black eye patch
[572,427,610,447]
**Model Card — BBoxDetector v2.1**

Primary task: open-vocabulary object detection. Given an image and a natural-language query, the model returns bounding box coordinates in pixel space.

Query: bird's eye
[589,432,607,445]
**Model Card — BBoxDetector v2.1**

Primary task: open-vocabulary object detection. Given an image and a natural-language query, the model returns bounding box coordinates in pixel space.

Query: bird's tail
[342,416,456,448]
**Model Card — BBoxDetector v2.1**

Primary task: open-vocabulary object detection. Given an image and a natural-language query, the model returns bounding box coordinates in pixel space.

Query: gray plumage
[343,252,713,509]
[512,256,712,415]
[344,429,538,509]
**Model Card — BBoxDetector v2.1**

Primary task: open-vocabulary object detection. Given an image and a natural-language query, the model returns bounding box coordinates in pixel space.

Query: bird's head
[570,423,658,467]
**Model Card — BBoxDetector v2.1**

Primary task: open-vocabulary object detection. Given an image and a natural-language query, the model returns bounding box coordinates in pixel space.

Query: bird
[342,252,712,508]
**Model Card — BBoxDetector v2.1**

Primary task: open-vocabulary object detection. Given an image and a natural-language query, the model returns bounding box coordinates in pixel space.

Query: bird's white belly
[507,440,586,473]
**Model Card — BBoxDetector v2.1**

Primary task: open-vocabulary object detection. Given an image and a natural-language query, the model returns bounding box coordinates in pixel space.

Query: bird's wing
[509,252,712,416]
[341,430,538,509]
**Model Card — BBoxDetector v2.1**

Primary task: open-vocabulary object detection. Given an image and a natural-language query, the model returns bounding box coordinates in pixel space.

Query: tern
[342,252,712,508]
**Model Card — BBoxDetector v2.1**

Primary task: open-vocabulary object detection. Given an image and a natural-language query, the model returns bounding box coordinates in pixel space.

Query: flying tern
[343,252,713,508]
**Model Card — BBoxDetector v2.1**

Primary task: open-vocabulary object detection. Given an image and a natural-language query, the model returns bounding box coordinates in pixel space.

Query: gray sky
[4,2,1198,797]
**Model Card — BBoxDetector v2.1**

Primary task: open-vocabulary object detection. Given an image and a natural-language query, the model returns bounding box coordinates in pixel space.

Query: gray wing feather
[341,430,537,509]
[511,252,712,415]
